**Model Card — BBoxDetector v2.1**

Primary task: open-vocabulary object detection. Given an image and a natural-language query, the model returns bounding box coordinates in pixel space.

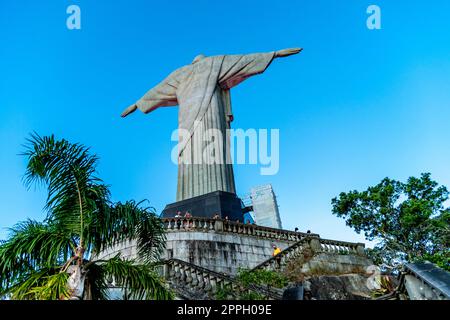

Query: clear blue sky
[1,0,450,245]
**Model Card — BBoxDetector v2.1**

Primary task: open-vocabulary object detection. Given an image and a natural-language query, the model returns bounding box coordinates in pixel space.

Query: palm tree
[0,133,172,300]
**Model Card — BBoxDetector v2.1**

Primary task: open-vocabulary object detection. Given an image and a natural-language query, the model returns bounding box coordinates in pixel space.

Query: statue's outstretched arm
[121,104,138,118]
[121,73,179,118]
[274,48,303,58]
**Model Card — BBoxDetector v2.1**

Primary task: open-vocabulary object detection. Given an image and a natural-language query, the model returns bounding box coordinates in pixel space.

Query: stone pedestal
[161,191,244,221]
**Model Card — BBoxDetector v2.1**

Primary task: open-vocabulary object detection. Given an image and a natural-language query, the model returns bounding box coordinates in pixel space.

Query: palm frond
[95,254,173,300]
[82,262,110,300]
[4,268,69,300]
[21,133,108,247]
[0,220,75,292]
[5,133,171,300]
[90,200,166,263]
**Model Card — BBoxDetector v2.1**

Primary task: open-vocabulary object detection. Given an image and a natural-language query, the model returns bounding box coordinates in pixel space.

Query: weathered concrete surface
[305,274,373,300]
[164,231,293,274]
[98,231,295,275]
[302,252,373,275]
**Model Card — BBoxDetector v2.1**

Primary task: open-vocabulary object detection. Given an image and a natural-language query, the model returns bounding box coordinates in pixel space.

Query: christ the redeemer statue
[121,48,301,203]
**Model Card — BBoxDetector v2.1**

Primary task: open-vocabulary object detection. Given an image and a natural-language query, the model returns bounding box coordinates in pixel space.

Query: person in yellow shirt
[272,244,282,268]
[272,245,282,256]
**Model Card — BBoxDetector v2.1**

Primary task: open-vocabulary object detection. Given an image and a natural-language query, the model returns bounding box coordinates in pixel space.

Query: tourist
[175,211,182,229]
[307,230,311,234]
[224,216,229,221]
[272,244,282,256]
[213,213,219,220]
[294,227,299,232]
[182,211,192,229]
[272,244,282,268]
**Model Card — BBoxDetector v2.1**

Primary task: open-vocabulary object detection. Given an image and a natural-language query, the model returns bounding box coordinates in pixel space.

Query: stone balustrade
[317,238,365,256]
[162,217,365,256]
[251,238,311,271]
[162,217,317,242]
[252,237,366,272]
[164,258,282,300]
[163,217,216,232]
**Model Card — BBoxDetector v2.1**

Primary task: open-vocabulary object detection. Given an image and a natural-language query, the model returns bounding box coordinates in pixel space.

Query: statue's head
[192,54,206,64]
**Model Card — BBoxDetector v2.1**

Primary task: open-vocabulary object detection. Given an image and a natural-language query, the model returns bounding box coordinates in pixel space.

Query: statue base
[161,191,244,222]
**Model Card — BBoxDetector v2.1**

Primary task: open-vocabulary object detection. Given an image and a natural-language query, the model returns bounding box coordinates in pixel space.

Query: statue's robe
[135,52,275,201]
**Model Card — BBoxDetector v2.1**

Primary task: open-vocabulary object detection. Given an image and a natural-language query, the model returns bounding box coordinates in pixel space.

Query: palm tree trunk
[67,265,86,300]
[66,247,87,300]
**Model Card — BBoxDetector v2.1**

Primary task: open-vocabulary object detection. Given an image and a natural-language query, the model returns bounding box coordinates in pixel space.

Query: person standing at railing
[272,244,282,268]
[272,245,281,256]
[184,211,193,229]
[175,211,182,229]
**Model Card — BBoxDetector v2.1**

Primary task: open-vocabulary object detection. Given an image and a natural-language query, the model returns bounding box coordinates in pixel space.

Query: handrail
[251,237,312,271]
[162,217,319,242]
[251,236,366,272]
[317,238,365,255]
[223,220,317,239]
[403,263,450,299]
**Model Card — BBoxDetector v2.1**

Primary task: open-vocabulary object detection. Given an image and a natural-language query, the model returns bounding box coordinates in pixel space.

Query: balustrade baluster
[185,268,193,285]
[190,270,199,287]
[168,264,175,278]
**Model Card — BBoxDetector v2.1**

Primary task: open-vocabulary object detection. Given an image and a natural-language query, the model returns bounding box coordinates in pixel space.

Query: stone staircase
[394,262,450,300]
[251,236,366,272]
[251,237,312,272]
[162,235,368,299]
[100,217,369,300]
[163,258,283,300]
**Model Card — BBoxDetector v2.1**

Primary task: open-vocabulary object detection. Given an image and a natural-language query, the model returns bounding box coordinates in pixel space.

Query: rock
[304,274,373,300]
[282,284,304,300]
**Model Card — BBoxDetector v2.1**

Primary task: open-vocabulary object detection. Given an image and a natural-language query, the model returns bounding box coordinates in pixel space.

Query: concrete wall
[97,229,370,277]
[302,252,373,275]
[164,231,294,274]
[98,230,295,275]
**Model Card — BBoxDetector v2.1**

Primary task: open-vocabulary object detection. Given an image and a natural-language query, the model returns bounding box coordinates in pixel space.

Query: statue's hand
[121,104,138,118]
[275,48,303,58]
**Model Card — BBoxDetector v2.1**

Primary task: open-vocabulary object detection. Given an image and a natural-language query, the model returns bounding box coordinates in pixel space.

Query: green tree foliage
[237,268,288,289]
[332,173,449,271]
[0,133,173,300]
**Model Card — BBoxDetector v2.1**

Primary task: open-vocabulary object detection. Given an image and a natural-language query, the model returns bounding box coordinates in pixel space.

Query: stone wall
[98,230,295,275]
[164,231,294,274]
[302,252,373,275]
[97,218,368,276]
